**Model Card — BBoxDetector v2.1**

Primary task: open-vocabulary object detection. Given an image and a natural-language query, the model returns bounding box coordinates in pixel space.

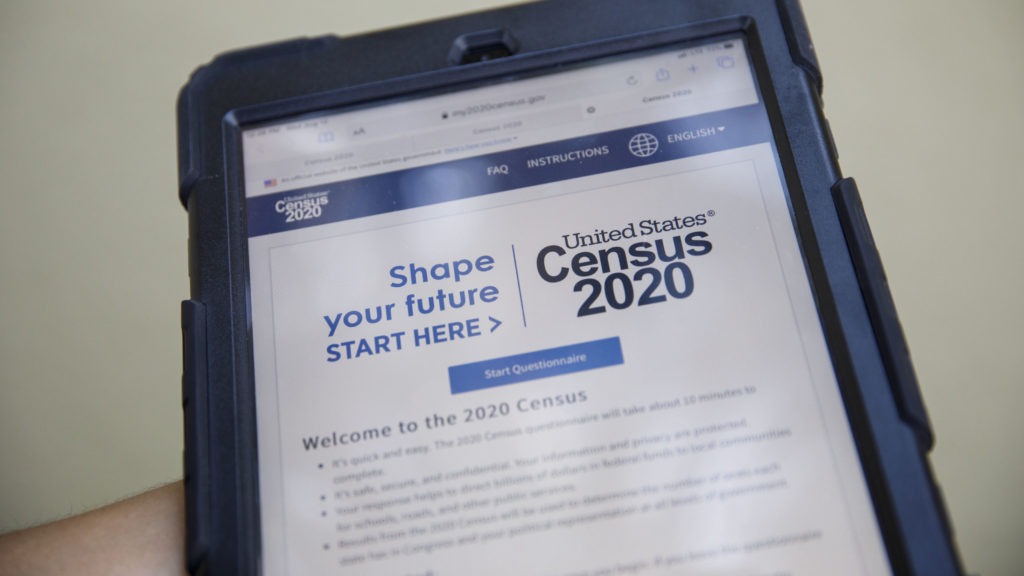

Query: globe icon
[628,132,659,158]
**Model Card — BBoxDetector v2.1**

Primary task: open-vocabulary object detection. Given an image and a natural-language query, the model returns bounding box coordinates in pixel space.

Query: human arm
[0,481,187,576]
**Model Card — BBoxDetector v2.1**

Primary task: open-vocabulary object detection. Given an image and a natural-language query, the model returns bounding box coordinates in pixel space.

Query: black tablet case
[177,1,961,574]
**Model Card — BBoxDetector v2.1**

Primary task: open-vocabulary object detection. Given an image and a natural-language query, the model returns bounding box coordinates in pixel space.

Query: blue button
[448,337,623,395]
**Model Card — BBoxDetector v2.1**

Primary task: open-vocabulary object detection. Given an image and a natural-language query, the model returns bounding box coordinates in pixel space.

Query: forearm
[0,481,187,576]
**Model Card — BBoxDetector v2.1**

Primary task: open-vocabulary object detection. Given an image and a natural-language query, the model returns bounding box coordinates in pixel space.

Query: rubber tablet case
[177,1,962,574]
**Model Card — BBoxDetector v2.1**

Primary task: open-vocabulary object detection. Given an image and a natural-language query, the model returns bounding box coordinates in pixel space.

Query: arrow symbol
[717,126,726,132]
[488,316,502,333]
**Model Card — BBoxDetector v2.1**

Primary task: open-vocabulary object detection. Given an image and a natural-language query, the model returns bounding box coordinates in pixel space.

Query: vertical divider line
[510,244,528,327]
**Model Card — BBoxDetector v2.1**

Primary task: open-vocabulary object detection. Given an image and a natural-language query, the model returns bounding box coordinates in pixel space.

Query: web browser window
[242,36,892,575]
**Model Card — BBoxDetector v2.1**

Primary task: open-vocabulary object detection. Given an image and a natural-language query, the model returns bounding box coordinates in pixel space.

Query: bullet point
[318,463,324,469]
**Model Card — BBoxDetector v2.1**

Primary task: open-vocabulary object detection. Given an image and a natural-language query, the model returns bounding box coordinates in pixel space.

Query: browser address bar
[357,53,751,150]
[244,45,757,186]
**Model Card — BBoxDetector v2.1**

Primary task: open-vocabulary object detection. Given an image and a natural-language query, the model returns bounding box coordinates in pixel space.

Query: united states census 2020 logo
[274,190,329,223]
[628,132,660,158]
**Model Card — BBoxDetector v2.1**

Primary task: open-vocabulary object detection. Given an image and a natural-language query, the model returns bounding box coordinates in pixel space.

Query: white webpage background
[247,144,890,575]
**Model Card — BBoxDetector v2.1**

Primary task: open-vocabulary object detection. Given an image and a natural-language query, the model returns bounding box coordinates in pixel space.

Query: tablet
[177,1,962,574]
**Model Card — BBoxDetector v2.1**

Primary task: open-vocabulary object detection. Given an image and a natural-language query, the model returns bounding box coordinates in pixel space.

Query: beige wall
[0,1,1020,573]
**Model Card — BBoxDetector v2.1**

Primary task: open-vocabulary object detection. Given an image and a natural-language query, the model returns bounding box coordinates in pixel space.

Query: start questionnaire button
[448,337,623,394]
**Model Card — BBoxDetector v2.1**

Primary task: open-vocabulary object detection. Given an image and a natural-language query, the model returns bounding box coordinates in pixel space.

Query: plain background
[0,0,1020,574]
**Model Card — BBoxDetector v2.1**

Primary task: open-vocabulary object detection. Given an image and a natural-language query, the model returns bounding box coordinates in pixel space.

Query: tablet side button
[181,299,210,573]
[831,177,934,450]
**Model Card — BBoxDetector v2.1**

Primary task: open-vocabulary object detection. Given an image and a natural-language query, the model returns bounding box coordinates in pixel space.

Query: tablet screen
[241,35,892,575]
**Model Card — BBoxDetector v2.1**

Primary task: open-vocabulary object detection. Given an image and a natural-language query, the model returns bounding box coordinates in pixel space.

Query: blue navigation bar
[247,105,771,237]
[448,337,624,395]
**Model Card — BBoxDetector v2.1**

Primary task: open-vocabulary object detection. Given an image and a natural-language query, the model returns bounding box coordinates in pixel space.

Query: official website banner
[247,140,889,575]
